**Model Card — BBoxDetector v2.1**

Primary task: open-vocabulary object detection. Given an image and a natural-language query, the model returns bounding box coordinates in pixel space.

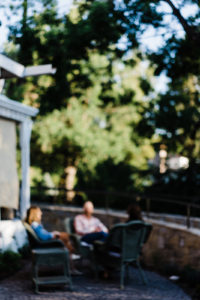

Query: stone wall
[40,205,125,231]
[142,219,200,271]
[40,204,200,272]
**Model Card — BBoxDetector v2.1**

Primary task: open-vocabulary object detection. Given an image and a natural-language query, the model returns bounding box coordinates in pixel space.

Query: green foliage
[4,0,200,197]
[76,159,153,209]
[3,0,155,194]
[31,95,154,181]
[146,161,200,201]
[113,0,200,163]
[0,251,22,278]
[6,0,129,114]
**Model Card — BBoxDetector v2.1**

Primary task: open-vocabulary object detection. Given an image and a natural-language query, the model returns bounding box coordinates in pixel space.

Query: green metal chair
[64,217,94,255]
[64,217,96,272]
[94,220,152,289]
[23,222,64,249]
[23,222,72,293]
[64,217,82,253]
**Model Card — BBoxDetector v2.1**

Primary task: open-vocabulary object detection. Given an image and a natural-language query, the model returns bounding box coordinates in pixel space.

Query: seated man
[74,201,108,244]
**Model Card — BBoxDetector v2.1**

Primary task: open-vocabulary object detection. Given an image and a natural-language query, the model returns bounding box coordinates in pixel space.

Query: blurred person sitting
[26,206,82,275]
[74,201,108,244]
[126,203,143,222]
[26,205,74,252]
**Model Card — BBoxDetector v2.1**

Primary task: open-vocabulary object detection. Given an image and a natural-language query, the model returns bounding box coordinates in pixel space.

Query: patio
[0,260,191,300]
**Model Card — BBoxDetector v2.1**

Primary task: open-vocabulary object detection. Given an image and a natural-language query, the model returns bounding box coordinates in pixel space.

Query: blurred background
[0,0,200,217]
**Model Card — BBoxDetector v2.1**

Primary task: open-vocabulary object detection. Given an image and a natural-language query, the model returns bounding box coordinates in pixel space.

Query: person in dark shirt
[126,203,143,222]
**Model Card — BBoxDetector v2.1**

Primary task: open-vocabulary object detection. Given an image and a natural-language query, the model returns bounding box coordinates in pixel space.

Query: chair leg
[120,263,125,289]
[94,263,99,281]
[35,282,39,294]
[91,250,99,280]
[126,263,130,280]
[136,260,147,285]
[64,252,73,291]
[33,264,39,294]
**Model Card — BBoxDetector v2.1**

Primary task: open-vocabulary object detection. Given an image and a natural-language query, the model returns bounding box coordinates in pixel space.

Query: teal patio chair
[23,222,64,249]
[64,217,81,253]
[94,220,152,289]
[23,222,72,293]
[64,217,94,255]
[64,217,96,271]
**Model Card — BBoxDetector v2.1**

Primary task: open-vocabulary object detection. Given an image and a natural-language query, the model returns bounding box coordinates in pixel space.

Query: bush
[0,251,22,279]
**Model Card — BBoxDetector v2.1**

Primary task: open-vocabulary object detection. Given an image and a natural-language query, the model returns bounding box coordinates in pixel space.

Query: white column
[20,118,33,219]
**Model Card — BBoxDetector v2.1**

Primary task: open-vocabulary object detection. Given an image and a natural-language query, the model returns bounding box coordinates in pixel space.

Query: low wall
[145,212,200,229]
[40,205,126,232]
[142,219,200,271]
[40,204,200,272]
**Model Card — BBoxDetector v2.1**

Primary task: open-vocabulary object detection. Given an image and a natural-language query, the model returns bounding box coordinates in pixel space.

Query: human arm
[52,231,60,238]
[95,218,108,233]
[31,222,54,241]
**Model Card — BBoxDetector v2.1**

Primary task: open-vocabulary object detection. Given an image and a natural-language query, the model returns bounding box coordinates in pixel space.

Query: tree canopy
[2,0,200,197]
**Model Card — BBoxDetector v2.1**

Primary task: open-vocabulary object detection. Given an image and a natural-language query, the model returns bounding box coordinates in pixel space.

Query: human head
[83,201,94,217]
[26,206,42,224]
[127,203,142,221]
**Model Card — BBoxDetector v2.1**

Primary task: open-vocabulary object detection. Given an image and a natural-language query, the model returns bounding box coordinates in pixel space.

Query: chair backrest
[23,222,42,248]
[64,217,76,234]
[23,222,64,249]
[107,221,152,261]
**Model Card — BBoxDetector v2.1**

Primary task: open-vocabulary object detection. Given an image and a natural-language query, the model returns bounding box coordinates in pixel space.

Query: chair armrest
[36,239,64,248]
[94,240,105,246]
[93,240,106,253]
[70,233,81,241]
[69,233,81,252]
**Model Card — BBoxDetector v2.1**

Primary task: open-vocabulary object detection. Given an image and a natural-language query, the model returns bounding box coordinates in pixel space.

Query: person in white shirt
[74,201,108,244]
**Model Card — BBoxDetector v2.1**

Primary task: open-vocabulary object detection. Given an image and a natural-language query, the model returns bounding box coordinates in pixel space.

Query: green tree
[31,50,154,194]
[113,0,200,161]
[6,0,127,113]
[4,0,161,196]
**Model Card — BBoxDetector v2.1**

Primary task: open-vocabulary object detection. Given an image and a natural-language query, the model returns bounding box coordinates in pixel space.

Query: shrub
[0,251,22,278]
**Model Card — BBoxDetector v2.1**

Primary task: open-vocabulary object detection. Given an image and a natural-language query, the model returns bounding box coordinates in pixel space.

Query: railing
[142,195,200,228]
[31,186,200,229]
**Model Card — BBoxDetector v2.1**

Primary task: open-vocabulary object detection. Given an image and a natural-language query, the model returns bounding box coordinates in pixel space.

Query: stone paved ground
[0,262,191,300]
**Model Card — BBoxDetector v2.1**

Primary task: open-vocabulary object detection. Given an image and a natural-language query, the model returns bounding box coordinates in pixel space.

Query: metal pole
[105,193,110,229]
[186,204,191,228]
[146,198,150,218]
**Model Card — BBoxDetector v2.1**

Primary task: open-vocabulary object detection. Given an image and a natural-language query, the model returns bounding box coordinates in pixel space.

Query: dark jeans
[81,231,108,244]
